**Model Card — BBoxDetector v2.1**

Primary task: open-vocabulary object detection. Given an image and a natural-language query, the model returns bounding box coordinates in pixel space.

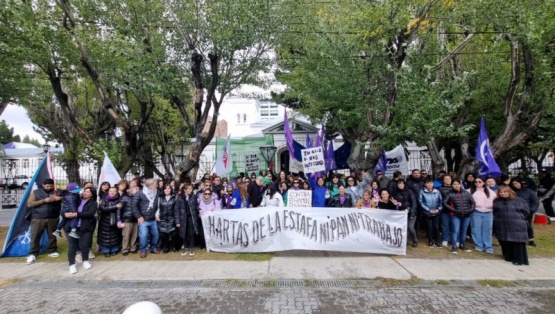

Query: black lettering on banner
[306,217,313,237]
[357,213,366,230]
[385,224,392,245]
[295,212,302,232]
[378,221,386,240]
[283,210,289,231]
[223,219,230,243]
[208,216,215,235]
[260,217,266,240]
[252,220,259,244]
[275,211,282,233]
[336,217,344,239]
[289,210,296,230]
[365,215,374,233]
[340,216,349,236]
[236,222,243,245]
[299,215,306,235]
[310,219,318,241]
[242,223,249,246]
[231,220,238,244]
[395,227,403,247]
[330,219,337,241]
[348,213,359,231]
[216,218,222,239]
[320,222,328,243]
[267,214,274,236]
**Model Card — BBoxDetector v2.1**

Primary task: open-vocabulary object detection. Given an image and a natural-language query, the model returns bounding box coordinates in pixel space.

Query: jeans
[407,215,417,242]
[450,215,471,247]
[101,245,120,254]
[139,220,159,253]
[441,212,451,242]
[471,211,493,252]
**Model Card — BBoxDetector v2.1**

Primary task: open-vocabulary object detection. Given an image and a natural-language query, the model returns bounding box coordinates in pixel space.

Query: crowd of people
[24,168,552,273]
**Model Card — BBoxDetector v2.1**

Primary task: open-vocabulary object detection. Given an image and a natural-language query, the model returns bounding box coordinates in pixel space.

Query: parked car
[0,175,30,189]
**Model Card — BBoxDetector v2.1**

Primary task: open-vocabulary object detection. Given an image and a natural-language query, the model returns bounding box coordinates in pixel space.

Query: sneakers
[89,252,96,259]
[442,241,448,247]
[48,252,60,258]
[68,231,80,239]
[83,261,92,269]
[428,241,434,248]
[26,255,36,265]
[69,264,77,274]
[181,249,189,256]
[434,242,441,248]
[411,241,418,248]
[189,249,195,256]
[451,247,458,254]
[528,241,537,247]
[459,245,471,253]
[75,252,83,263]
[52,230,62,239]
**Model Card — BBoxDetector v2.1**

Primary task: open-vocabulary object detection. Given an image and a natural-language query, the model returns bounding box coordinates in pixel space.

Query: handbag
[109,212,117,226]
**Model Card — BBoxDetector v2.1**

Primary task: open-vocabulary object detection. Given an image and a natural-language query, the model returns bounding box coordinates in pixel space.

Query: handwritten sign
[245,153,260,172]
[287,189,313,207]
[301,147,325,173]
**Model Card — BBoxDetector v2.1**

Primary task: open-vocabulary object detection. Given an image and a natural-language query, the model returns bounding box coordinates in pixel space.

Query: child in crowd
[52,182,82,239]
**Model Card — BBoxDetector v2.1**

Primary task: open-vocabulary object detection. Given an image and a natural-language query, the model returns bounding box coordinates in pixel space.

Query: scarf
[143,187,158,210]
[77,199,87,227]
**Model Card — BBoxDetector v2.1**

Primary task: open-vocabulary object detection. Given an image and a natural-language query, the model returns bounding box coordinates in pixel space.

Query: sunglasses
[293,182,300,184]
[204,192,211,195]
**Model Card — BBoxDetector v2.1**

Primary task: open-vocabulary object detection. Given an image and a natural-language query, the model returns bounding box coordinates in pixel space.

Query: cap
[66,182,82,193]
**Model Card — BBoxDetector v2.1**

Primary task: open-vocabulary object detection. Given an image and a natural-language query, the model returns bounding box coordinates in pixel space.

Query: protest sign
[245,152,260,172]
[301,147,325,173]
[287,189,313,207]
[201,207,407,255]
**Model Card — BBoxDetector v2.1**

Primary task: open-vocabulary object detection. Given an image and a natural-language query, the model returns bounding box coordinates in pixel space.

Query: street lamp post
[42,143,51,155]
[259,146,277,172]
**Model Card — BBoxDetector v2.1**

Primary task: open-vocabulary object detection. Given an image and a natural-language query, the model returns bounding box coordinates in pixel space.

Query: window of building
[243,113,247,123]
[237,114,240,123]
[260,104,279,120]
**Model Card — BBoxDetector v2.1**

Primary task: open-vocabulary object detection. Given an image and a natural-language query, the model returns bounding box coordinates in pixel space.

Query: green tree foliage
[0,120,19,144]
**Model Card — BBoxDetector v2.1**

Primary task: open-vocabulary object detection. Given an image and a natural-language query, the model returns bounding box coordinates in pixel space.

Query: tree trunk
[64,157,81,184]
[426,140,446,177]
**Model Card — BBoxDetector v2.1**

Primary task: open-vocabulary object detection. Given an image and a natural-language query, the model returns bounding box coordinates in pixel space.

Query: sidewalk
[2,257,555,282]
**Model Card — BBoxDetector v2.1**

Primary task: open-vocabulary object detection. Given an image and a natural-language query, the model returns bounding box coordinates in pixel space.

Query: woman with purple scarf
[65,187,97,274]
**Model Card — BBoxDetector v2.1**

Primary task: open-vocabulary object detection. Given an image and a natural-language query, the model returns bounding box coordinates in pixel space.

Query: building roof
[3,142,40,149]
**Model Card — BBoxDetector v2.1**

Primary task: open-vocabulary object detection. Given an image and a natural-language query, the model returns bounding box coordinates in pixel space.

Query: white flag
[98,152,122,188]
[215,135,233,175]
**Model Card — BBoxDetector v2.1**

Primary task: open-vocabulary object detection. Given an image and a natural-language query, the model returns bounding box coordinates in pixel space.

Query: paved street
[1,282,554,314]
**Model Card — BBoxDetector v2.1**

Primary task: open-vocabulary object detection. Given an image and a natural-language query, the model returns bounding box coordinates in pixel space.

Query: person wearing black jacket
[392,180,418,247]
[119,186,138,256]
[132,178,160,258]
[538,171,555,219]
[328,185,354,208]
[26,178,62,265]
[156,184,179,253]
[176,184,200,256]
[511,178,540,247]
[98,187,122,257]
[64,187,97,274]
[443,179,476,254]
[248,176,270,207]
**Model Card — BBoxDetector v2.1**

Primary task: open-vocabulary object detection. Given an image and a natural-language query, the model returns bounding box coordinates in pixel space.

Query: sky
[1,104,44,143]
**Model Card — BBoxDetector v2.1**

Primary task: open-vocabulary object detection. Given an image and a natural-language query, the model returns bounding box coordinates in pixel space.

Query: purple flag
[284,111,295,158]
[373,149,388,176]
[325,140,337,172]
[475,118,501,178]
[306,133,313,149]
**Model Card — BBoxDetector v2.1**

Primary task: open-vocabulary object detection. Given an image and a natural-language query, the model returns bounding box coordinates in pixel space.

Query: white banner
[301,147,325,173]
[385,145,409,177]
[287,190,312,207]
[289,157,304,174]
[245,153,260,172]
[201,207,407,255]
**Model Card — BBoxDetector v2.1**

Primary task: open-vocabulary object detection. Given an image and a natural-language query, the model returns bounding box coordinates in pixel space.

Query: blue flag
[2,155,52,257]
[373,149,388,176]
[475,118,501,178]
[325,140,337,172]
[305,133,312,149]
